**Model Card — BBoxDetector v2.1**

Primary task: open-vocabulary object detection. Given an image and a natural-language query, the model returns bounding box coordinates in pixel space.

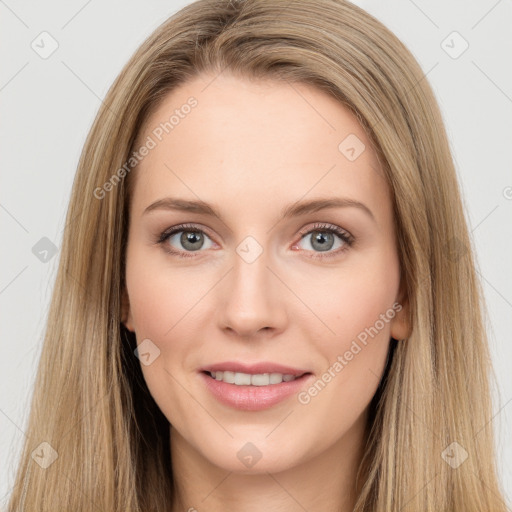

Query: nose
[217,247,288,339]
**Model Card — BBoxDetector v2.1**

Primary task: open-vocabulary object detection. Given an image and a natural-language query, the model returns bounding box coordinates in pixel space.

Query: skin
[121,72,410,511]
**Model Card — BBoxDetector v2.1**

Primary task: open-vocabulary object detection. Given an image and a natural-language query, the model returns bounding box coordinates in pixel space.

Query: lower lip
[200,371,313,411]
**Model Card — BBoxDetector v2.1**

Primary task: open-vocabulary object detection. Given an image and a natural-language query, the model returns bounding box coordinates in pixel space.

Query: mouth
[198,365,315,411]
[202,370,311,386]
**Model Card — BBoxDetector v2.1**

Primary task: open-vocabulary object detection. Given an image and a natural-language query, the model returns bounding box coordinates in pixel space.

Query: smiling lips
[201,360,310,385]
[199,361,314,411]
[207,370,300,386]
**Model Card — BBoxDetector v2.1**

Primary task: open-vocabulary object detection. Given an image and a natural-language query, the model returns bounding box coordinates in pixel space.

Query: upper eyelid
[161,222,352,245]
[164,223,215,240]
[298,222,352,238]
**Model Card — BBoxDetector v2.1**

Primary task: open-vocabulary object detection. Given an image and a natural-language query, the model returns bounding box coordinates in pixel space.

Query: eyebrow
[143,196,376,223]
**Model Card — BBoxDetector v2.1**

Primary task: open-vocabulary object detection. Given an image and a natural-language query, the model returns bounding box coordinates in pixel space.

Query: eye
[293,222,354,259]
[157,223,215,258]
[156,222,354,259]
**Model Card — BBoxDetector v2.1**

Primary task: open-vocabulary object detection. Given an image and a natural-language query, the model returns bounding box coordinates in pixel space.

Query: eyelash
[156,222,355,260]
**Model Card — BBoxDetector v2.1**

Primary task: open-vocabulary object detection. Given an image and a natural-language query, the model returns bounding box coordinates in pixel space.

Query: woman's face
[122,72,409,474]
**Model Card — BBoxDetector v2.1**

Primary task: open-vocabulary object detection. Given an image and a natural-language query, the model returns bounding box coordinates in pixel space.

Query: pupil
[182,231,203,250]
[312,231,333,252]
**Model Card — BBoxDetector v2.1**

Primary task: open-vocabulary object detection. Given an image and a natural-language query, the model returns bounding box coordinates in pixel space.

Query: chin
[199,439,304,475]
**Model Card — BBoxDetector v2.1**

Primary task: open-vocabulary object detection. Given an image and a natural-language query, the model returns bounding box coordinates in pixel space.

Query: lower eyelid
[293,233,351,256]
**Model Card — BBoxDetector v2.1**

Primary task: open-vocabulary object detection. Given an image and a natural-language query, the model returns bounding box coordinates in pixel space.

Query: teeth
[235,372,251,385]
[209,371,300,386]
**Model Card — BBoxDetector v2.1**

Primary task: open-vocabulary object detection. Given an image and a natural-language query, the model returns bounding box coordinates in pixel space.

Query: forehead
[130,72,390,222]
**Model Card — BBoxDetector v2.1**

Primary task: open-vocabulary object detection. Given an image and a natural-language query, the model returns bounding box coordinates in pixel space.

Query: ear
[121,286,135,332]
[390,277,411,341]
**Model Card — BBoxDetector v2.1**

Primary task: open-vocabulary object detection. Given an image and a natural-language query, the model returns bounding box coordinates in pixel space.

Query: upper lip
[200,361,311,377]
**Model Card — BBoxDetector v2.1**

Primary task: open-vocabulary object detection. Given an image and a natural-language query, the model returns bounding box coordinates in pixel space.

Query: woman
[7,0,509,510]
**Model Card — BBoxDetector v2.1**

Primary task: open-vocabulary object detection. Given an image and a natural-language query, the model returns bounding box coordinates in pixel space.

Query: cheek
[124,247,211,400]
[295,249,399,407]
[125,247,201,340]
[125,255,200,425]
[299,249,400,352]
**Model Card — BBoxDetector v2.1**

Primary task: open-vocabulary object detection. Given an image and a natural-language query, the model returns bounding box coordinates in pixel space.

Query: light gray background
[1,0,511,508]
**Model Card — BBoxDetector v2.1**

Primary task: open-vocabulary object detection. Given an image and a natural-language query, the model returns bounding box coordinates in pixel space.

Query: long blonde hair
[7,0,509,510]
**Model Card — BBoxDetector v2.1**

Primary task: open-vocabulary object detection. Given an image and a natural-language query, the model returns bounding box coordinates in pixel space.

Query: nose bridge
[218,235,286,335]
[232,240,269,296]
